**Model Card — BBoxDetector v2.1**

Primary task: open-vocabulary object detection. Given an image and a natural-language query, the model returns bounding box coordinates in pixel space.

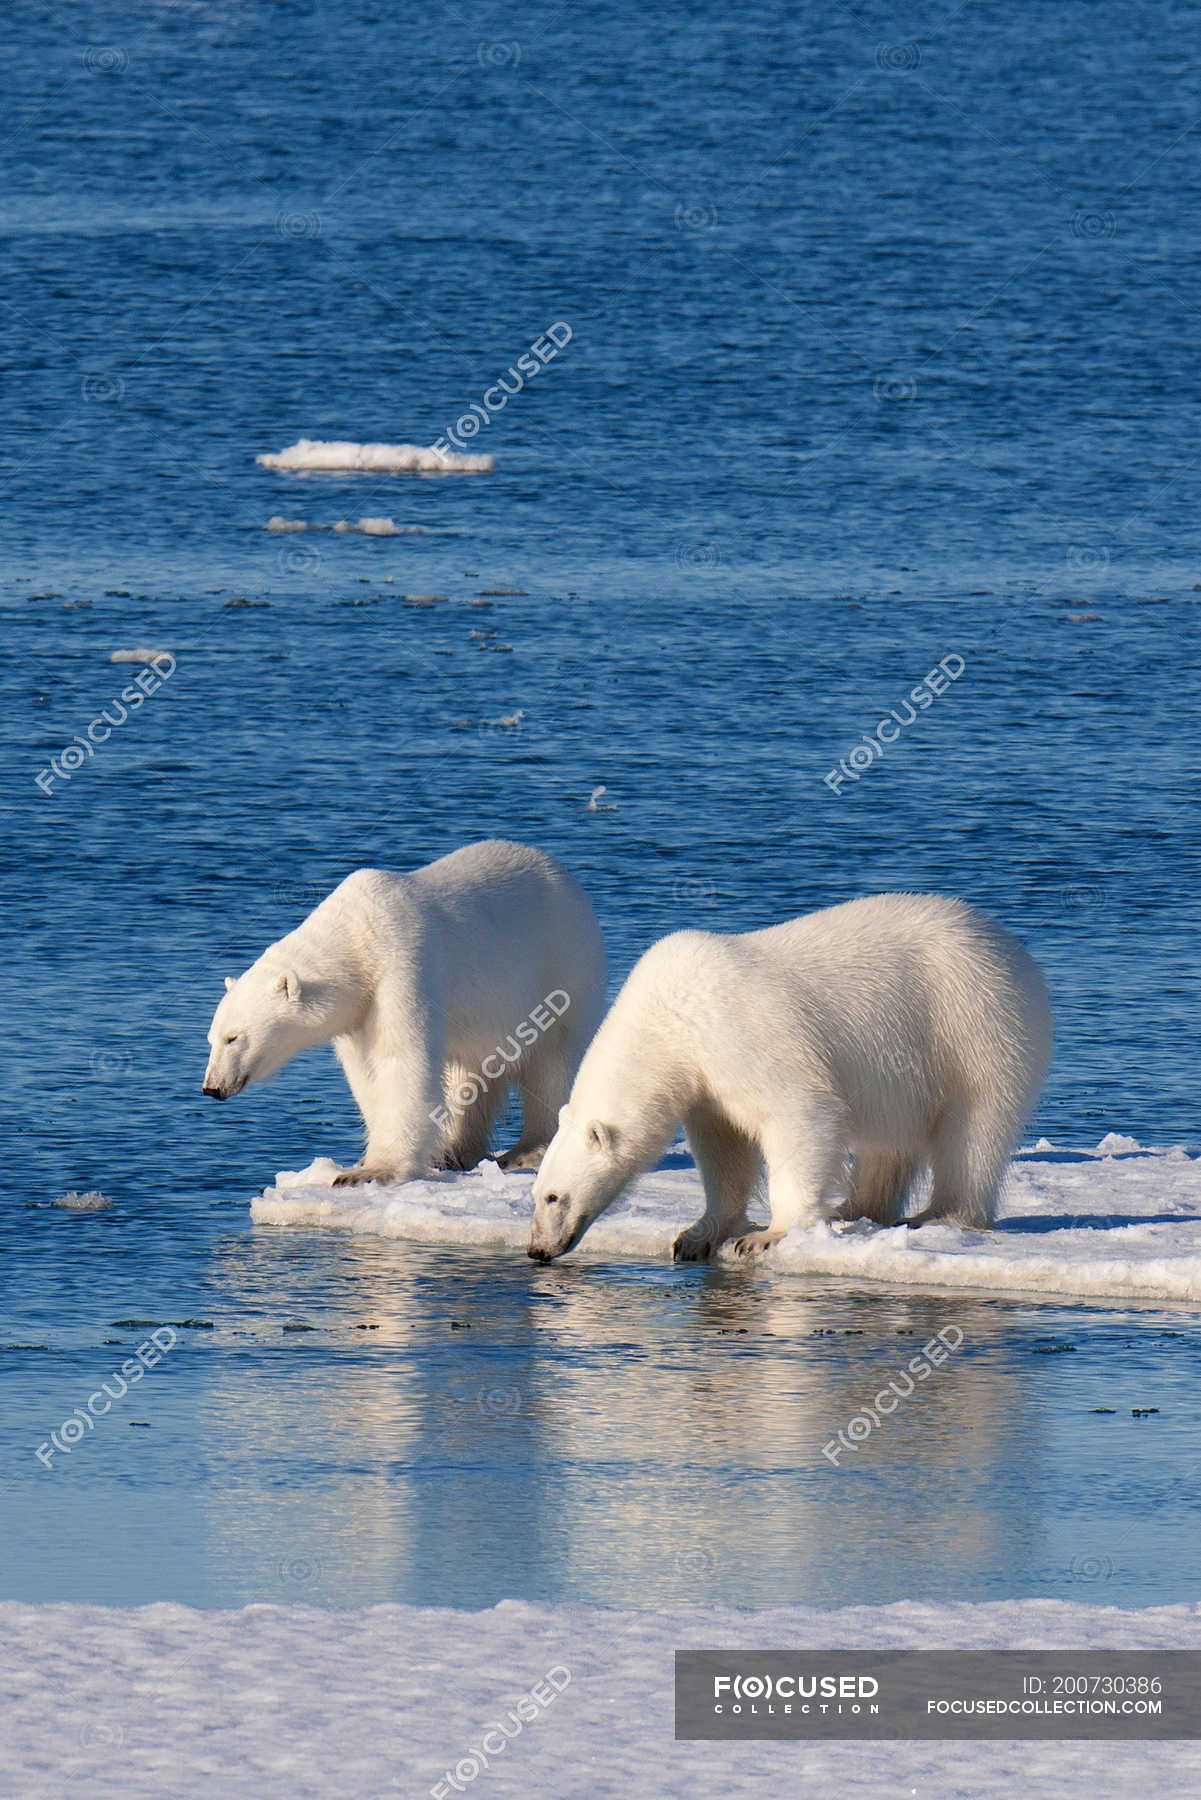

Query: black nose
[527,1247,551,1262]
[202,1085,224,1100]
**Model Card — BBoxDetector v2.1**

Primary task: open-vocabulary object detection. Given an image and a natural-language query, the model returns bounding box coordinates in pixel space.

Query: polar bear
[203,840,606,1186]
[527,893,1051,1261]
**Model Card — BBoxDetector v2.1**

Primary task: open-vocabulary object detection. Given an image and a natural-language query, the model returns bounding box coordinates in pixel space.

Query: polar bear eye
[223,1032,242,1046]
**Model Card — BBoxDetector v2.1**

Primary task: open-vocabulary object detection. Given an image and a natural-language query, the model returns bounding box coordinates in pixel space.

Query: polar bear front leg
[731,1103,846,1258]
[332,1003,445,1188]
[674,1107,761,1261]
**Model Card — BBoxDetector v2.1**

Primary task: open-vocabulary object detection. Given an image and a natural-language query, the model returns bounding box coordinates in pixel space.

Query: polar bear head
[527,1108,627,1261]
[203,965,306,1099]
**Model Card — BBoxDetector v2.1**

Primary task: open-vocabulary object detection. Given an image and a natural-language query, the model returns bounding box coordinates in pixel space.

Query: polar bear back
[583,892,1050,1147]
[410,839,607,1052]
[288,841,604,1064]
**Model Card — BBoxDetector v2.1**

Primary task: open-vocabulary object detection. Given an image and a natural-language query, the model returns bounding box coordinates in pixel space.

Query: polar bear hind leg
[497,1040,577,1171]
[841,1147,923,1225]
[441,1086,508,1172]
[907,1095,1015,1229]
[673,1106,762,1261]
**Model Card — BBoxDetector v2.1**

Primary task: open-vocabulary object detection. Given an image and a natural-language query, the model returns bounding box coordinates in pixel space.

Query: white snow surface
[252,1140,1201,1304]
[257,437,494,473]
[5,1595,1201,1798]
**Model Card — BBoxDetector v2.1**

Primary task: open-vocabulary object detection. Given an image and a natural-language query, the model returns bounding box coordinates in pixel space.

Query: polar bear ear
[585,1119,614,1156]
[273,968,302,1002]
[223,976,236,993]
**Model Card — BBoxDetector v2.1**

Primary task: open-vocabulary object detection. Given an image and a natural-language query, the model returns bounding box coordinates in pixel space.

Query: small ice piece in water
[265,517,308,532]
[110,648,170,665]
[586,786,616,811]
[54,1190,112,1211]
[329,517,424,536]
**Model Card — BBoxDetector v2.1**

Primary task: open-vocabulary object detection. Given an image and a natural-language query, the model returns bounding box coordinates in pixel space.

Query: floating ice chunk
[257,438,494,474]
[110,648,171,665]
[265,517,308,532]
[53,1190,112,1211]
[253,1144,1201,1304]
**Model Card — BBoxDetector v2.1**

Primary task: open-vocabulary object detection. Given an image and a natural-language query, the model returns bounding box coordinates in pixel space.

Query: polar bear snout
[527,1192,567,1261]
[202,1073,246,1100]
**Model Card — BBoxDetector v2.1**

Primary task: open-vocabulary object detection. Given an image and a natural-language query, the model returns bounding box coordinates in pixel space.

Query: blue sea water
[3,0,1201,1612]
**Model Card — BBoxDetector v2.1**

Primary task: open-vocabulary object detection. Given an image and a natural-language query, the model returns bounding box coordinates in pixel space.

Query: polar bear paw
[730,1228,786,1258]
[332,1163,393,1188]
[496,1143,547,1171]
[672,1220,724,1261]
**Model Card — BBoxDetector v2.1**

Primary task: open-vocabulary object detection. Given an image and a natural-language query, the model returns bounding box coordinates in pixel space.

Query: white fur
[203,840,606,1186]
[528,894,1052,1261]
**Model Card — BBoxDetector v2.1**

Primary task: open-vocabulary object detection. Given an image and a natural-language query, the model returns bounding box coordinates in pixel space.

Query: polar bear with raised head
[527,893,1051,1261]
[203,840,606,1186]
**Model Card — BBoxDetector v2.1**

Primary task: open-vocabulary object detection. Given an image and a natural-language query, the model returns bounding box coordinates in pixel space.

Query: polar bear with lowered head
[203,840,606,1185]
[527,893,1051,1261]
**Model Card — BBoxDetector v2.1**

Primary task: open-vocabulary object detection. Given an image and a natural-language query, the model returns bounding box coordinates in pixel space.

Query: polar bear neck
[260,903,375,1042]
[572,966,699,1171]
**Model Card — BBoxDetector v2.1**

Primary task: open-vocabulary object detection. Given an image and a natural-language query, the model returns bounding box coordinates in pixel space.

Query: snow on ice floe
[3,1595,1201,1799]
[256,437,494,474]
[251,1139,1201,1305]
[109,647,171,665]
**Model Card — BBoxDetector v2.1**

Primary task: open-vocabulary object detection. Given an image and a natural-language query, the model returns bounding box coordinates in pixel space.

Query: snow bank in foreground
[5,1596,1200,1798]
[252,1142,1201,1305]
[257,437,494,473]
